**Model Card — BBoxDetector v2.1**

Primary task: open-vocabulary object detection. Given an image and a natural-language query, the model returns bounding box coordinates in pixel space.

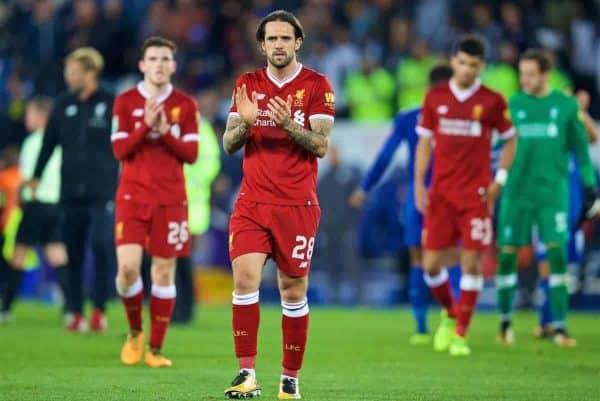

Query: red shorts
[115,198,190,258]
[423,193,492,251]
[229,199,321,277]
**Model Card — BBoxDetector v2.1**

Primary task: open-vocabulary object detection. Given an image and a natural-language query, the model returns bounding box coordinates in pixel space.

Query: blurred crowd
[2,0,600,308]
[2,0,600,142]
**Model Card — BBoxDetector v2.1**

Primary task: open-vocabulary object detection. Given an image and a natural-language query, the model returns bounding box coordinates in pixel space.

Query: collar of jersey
[137,81,173,103]
[266,63,303,88]
[449,78,481,102]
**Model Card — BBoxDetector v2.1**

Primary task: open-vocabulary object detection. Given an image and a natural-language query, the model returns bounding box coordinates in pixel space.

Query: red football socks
[117,277,144,332]
[232,291,260,370]
[149,284,176,349]
[455,275,483,337]
[424,269,456,318]
[281,299,309,378]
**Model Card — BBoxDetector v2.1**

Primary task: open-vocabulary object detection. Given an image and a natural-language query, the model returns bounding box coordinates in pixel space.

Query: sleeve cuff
[416,126,433,137]
[499,126,516,139]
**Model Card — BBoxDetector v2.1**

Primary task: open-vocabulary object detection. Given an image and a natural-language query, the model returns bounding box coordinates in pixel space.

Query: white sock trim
[496,273,517,289]
[233,291,259,305]
[549,274,568,287]
[281,375,298,383]
[282,299,309,318]
[423,269,449,288]
[460,274,484,291]
[116,276,143,298]
[151,284,176,299]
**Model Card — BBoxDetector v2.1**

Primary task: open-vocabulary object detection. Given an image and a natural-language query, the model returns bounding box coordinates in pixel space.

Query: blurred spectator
[500,1,532,52]
[316,146,361,303]
[345,55,395,121]
[481,42,520,100]
[304,27,360,117]
[471,2,503,61]
[396,39,438,111]
[384,16,411,71]
[414,0,450,52]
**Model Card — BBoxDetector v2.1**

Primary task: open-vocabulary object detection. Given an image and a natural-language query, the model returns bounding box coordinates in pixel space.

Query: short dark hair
[454,35,486,59]
[520,48,553,73]
[255,10,305,42]
[429,64,453,86]
[141,36,177,59]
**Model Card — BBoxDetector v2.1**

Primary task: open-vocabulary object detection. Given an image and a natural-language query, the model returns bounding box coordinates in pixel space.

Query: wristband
[494,169,507,186]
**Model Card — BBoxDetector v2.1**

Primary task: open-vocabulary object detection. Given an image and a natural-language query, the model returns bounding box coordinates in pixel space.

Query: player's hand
[235,84,259,126]
[348,189,366,209]
[482,181,501,214]
[24,179,39,200]
[267,95,292,129]
[156,110,170,135]
[144,97,163,129]
[415,181,429,214]
[576,90,590,111]
[580,186,600,224]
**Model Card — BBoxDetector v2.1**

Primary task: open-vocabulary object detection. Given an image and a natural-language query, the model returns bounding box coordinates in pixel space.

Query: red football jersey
[416,79,514,205]
[229,64,335,206]
[111,83,199,205]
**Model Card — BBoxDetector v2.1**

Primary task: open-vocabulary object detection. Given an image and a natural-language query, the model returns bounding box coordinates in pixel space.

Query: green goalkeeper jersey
[504,90,595,205]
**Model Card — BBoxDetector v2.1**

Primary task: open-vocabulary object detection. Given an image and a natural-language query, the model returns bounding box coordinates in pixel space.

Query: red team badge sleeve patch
[307,76,336,123]
[494,95,515,140]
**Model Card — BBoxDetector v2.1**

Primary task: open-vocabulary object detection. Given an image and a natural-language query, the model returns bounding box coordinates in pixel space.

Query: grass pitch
[0,303,599,400]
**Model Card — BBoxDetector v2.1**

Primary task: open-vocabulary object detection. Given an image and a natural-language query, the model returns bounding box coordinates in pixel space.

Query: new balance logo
[299,261,308,269]
[293,110,305,125]
[132,108,144,117]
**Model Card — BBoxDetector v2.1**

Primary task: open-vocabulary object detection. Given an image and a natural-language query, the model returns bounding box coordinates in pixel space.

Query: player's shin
[409,266,430,334]
[149,284,176,351]
[538,277,552,328]
[281,299,309,379]
[116,276,144,333]
[496,250,518,324]
[547,246,569,329]
[423,268,455,317]
[232,291,260,373]
[456,274,483,338]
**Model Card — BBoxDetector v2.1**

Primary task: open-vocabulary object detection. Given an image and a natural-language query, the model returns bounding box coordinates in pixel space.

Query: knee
[233,271,259,294]
[279,280,307,303]
[118,261,140,285]
[46,245,68,267]
[151,258,176,286]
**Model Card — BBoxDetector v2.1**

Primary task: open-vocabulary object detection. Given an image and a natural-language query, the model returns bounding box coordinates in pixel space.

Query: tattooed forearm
[223,115,251,154]
[283,118,333,158]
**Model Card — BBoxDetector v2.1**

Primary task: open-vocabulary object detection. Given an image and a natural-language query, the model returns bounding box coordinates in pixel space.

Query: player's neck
[451,78,478,91]
[267,60,299,82]
[142,80,172,98]
[78,81,98,101]
[530,85,550,98]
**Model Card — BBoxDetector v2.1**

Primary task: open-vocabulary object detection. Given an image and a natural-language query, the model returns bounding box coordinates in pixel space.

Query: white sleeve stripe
[499,127,516,139]
[228,111,240,118]
[309,114,335,122]
[416,126,433,137]
[182,133,199,142]
[111,132,129,141]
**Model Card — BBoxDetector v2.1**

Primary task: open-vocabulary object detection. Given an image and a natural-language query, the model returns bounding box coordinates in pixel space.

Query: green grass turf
[0,303,599,401]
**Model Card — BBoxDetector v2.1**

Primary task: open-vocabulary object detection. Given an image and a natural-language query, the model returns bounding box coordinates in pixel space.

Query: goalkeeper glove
[580,186,600,224]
